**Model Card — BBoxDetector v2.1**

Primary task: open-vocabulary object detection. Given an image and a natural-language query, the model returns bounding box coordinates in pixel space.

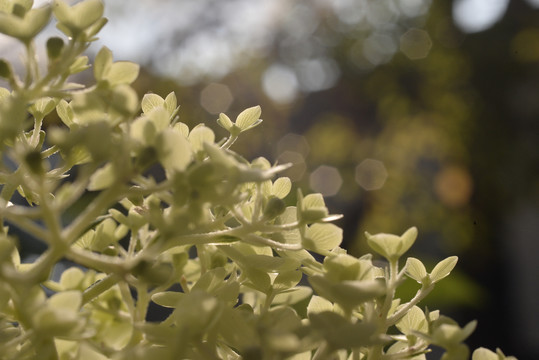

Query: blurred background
[2,0,539,358]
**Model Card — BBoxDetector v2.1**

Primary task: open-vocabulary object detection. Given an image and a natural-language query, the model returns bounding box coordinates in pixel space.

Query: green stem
[2,213,49,241]
[119,281,136,318]
[30,116,43,148]
[18,247,64,283]
[62,183,125,244]
[24,41,37,87]
[134,284,150,323]
[66,247,132,274]
[221,135,238,150]
[379,259,398,322]
[29,39,85,96]
[37,180,64,247]
[82,273,120,305]
[262,289,274,313]
[368,259,399,360]
[386,284,434,326]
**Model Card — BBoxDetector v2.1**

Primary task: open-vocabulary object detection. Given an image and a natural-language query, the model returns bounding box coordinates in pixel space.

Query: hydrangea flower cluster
[0,1,516,359]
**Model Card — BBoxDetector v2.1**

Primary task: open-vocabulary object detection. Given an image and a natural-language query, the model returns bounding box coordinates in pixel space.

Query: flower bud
[263,196,286,220]
[365,227,417,262]
[46,37,64,59]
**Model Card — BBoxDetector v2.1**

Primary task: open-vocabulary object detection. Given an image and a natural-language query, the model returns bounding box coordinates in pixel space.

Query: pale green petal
[430,256,458,283]
[141,93,164,114]
[405,257,427,283]
[93,46,112,81]
[156,128,192,172]
[235,105,261,130]
[105,61,139,86]
[395,305,428,335]
[304,223,342,252]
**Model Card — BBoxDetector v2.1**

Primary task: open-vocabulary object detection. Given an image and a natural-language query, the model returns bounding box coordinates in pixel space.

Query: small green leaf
[217,112,234,131]
[131,108,169,145]
[272,177,291,199]
[309,276,385,311]
[213,280,240,306]
[56,99,75,127]
[173,122,189,137]
[172,290,222,335]
[110,84,139,115]
[141,93,164,114]
[387,342,426,360]
[92,217,117,251]
[105,61,140,86]
[188,124,215,152]
[0,4,51,42]
[164,91,178,115]
[59,267,85,290]
[151,291,184,308]
[299,192,329,223]
[405,257,428,283]
[33,291,84,337]
[242,267,271,293]
[303,193,325,208]
[203,141,238,169]
[191,267,227,293]
[400,226,418,254]
[54,0,104,35]
[273,270,302,290]
[70,91,106,124]
[147,106,171,132]
[48,290,82,312]
[29,97,56,119]
[87,163,115,191]
[323,254,361,282]
[96,320,132,350]
[73,229,95,249]
[93,46,112,81]
[430,256,458,283]
[365,227,417,261]
[156,128,192,172]
[270,207,302,247]
[130,117,155,146]
[307,295,333,315]
[431,319,476,347]
[69,55,89,74]
[85,17,107,39]
[272,286,312,305]
[235,105,261,131]
[303,223,342,252]
[395,305,428,335]
[218,307,258,351]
